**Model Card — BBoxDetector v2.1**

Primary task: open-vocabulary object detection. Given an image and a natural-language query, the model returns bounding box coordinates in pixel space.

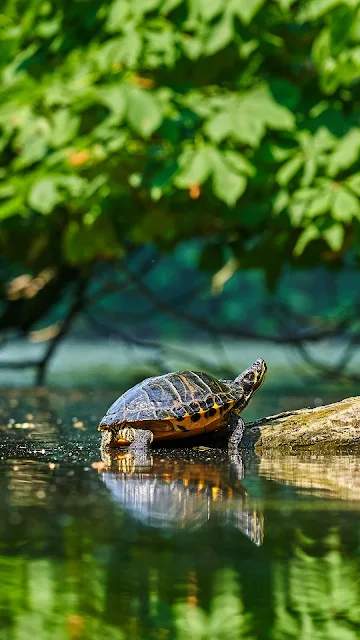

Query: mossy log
[242,396,360,451]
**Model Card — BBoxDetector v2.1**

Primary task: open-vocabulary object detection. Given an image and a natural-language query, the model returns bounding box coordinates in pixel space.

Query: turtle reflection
[99,448,264,545]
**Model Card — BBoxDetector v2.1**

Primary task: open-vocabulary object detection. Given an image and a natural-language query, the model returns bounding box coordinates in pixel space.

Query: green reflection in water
[0,390,359,639]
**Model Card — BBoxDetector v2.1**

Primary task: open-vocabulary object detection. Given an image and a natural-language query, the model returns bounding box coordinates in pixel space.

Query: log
[241,396,360,451]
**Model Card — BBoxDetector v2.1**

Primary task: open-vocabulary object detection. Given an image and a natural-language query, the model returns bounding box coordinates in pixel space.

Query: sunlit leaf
[276,155,303,186]
[332,187,360,222]
[28,178,60,214]
[106,0,131,32]
[211,149,247,206]
[306,190,331,217]
[323,222,345,251]
[198,0,224,21]
[126,87,162,137]
[98,86,127,119]
[328,129,360,176]
[204,112,232,143]
[175,147,212,187]
[205,17,234,55]
[234,0,266,24]
[51,109,80,148]
[294,224,320,255]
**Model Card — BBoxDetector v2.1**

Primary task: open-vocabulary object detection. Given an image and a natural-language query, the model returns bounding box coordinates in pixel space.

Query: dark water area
[1,389,360,639]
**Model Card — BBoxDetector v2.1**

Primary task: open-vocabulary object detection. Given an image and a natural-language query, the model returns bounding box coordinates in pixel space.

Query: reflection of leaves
[174,569,252,640]
[274,529,360,640]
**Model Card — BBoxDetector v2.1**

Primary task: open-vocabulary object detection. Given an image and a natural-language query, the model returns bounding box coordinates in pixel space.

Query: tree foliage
[1,0,360,287]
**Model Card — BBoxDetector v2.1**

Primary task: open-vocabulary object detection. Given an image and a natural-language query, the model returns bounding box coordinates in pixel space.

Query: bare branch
[84,309,218,371]
[35,277,87,386]
[119,264,355,345]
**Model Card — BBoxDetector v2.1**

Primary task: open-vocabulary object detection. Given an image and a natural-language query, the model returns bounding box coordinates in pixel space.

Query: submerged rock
[242,396,360,451]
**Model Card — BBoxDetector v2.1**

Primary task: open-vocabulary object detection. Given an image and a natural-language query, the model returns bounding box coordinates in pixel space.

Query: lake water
[0,386,360,640]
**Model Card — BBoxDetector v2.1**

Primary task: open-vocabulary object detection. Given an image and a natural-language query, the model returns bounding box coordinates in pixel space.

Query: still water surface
[0,387,360,640]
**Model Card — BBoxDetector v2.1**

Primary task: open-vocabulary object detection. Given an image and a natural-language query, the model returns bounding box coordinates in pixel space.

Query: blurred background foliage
[1,0,360,384]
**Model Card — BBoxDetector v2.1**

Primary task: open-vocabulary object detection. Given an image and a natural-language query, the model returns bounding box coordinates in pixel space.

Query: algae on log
[242,396,360,451]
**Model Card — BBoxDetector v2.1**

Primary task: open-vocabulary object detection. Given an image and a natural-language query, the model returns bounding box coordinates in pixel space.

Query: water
[0,388,360,639]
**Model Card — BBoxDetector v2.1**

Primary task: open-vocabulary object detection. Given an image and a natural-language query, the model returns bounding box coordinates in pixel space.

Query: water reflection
[2,389,360,638]
[99,449,264,544]
[259,453,360,500]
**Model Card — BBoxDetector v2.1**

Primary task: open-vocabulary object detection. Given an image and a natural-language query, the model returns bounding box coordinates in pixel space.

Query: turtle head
[233,358,267,409]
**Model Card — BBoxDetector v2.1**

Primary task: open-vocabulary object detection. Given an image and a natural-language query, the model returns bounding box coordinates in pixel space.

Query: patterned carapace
[98,359,267,446]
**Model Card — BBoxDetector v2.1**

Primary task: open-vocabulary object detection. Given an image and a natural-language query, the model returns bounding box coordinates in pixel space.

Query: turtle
[98,358,267,453]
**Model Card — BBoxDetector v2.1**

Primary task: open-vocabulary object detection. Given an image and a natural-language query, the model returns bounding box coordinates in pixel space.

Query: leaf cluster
[1,0,360,285]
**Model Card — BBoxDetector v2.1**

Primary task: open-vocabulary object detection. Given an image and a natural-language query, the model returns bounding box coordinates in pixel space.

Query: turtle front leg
[101,430,114,450]
[228,413,245,451]
[228,414,245,478]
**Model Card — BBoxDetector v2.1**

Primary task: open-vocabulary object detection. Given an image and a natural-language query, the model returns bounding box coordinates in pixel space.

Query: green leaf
[323,222,345,251]
[345,173,360,196]
[0,196,24,220]
[232,103,265,147]
[294,224,320,256]
[175,147,212,187]
[205,18,234,55]
[126,87,162,137]
[234,0,266,24]
[28,178,60,214]
[160,0,182,14]
[0,184,15,200]
[276,155,303,186]
[106,0,131,33]
[181,34,203,59]
[13,132,49,169]
[332,187,360,222]
[51,109,80,148]
[306,190,332,217]
[99,86,127,119]
[328,129,360,176]
[211,149,247,206]
[298,0,343,22]
[58,175,87,198]
[301,156,317,187]
[275,0,297,10]
[133,0,161,17]
[198,0,224,21]
[233,86,295,147]
[273,189,289,214]
[223,150,254,176]
[204,112,232,142]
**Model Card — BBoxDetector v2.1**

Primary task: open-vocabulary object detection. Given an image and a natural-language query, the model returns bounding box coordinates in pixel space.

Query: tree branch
[119,264,355,345]
[35,276,88,386]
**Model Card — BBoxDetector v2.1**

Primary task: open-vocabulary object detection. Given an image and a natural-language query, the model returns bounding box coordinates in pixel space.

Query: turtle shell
[99,371,238,441]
